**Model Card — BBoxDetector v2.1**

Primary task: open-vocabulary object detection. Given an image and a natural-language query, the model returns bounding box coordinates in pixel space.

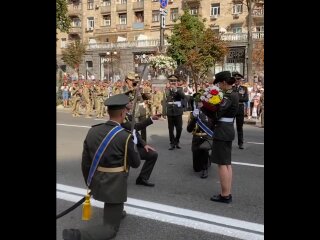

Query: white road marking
[57,123,91,128]
[57,184,264,240]
[233,162,264,168]
[246,142,264,145]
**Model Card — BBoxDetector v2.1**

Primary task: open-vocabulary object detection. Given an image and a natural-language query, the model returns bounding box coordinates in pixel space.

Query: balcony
[116,3,127,12]
[133,1,144,10]
[132,22,144,30]
[116,24,127,31]
[95,26,112,35]
[252,8,264,18]
[69,26,82,34]
[68,4,82,16]
[101,5,111,13]
[220,32,264,41]
[87,39,169,50]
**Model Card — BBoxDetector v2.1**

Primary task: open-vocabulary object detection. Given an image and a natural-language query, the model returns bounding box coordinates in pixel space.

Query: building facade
[57,0,264,81]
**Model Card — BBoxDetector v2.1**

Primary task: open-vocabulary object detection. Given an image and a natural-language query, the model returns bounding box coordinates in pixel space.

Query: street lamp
[106,51,117,82]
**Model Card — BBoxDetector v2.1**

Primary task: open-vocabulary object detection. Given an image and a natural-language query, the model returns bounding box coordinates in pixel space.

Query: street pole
[247,0,253,85]
[159,8,167,54]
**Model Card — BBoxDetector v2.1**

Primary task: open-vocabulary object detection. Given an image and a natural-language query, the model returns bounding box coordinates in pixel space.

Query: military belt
[167,101,181,104]
[218,117,234,123]
[97,166,125,173]
[239,103,244,105]
[193,132,207,136]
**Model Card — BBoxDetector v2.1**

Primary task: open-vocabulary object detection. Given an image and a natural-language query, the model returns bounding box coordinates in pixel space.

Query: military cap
[124,90,135,101]
[104,94,129,110]
[167,74,179,82]
[232,72,244,79]
[126,72,135,81]
[213,71,232,84]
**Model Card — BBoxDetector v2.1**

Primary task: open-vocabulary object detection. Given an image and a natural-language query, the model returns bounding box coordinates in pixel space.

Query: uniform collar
[106,120,121,126]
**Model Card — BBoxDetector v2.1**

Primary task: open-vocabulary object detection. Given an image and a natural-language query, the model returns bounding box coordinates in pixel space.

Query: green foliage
[167,10,228,88]
[61,40,86,76]
[57,0,71,33]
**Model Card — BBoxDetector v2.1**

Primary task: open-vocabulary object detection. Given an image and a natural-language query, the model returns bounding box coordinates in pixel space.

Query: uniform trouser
[72,98,80,115]
[167,115,183,145]
[236,105,245,145]
[137,146,158,180]
[96,99,104,117]
[138,116,147,142]
[192,148,209,172]
[78,203,123,240]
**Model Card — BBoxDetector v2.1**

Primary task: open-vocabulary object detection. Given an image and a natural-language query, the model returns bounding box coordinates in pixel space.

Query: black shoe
[239,144,244,149]
[168,145,175,150]
[210,194,232,204]
[122,210,127,219]
[175,144,181,149]
[136,177,155,187]
[63,229,81,240]
[200,169,208,179]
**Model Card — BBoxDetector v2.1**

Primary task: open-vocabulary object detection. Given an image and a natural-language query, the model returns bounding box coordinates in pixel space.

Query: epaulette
[226,89,233,94]
[91,123,104,128]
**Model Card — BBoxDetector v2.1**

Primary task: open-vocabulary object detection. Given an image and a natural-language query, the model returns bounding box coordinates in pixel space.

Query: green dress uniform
[232,72,249,149]
[187,109,214,178]
[164,85,185,149]
[63,94,141,240]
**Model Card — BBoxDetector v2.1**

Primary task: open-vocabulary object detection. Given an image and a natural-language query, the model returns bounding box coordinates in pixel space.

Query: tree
[252,41,264,73]
[61,40,86,79]
[167,10,228,92]
[237,0,264,84]
[57,0,71,33]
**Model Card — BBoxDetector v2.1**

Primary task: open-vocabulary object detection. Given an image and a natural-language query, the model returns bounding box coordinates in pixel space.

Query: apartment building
[57,0,264,81]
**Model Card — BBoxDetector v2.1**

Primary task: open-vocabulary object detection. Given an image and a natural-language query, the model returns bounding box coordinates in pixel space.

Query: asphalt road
[57,110,264,240]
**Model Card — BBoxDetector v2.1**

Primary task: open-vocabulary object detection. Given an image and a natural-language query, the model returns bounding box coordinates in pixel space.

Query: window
[190,7,198,15]
[232,4,243,14]
[87,17,94,28]
[72,18,81,27]
[170,8,178,21]
[135,11,144,23]
[152,0,158,2]
[103,15,111,26]
[102,0,111,6]
[211,26,220,34]
[61,38,67,48]
[232,27,242,33]
[87,0,94,10]
[152,10,160,22]
[86,61,93,68]
[211,3,220,16]
[256,26,264,32]
[106,38,109,42]
[117,0,127,4]
[119,14,127,25]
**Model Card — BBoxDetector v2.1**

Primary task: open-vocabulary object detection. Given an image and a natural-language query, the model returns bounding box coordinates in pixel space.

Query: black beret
[104,94,129,110]
[213,71,232,84]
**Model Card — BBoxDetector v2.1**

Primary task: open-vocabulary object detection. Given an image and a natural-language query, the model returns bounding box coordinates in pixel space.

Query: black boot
[200,169,208,178]
[62,229,81,240]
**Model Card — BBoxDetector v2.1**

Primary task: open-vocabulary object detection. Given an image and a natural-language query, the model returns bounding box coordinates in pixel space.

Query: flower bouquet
[149,55,177,74]
[199,86,223,112]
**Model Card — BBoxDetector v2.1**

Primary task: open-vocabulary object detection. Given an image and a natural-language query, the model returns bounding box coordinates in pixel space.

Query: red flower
[210,89,219,95]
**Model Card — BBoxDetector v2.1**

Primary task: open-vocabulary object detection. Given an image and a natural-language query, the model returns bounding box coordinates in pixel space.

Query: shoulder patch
[91,123,104,128]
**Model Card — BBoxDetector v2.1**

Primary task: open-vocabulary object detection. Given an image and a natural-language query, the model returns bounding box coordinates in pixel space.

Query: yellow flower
[208,95,221,105]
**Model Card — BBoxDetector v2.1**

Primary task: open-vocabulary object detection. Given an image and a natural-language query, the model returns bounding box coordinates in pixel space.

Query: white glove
[192,109,199,117]
[132,129,138,144]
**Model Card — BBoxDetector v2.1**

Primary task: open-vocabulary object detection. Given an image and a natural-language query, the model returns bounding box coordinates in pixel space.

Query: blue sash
[196,116,214,137]
[86,125,124,186]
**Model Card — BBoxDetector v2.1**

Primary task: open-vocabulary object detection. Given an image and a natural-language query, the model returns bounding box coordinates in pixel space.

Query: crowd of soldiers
[61,73,205,119]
